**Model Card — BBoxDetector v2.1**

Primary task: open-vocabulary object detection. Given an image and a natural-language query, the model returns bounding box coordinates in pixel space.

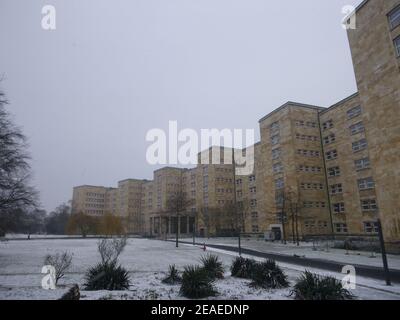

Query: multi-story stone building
[345,0,400,247]
[72,185,109,217]
[117,179,148,234]
[72,0,399,248]
[258,103,331,241]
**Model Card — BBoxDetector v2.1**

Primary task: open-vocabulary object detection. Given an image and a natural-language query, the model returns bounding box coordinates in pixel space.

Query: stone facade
[346,0,400,245]
[258,103,331,241]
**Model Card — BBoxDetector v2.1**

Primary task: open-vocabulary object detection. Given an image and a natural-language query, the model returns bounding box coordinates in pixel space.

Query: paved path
[172,240,400,283]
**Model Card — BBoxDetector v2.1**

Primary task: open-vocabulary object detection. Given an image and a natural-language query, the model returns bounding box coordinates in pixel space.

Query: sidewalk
[178,237,400,271]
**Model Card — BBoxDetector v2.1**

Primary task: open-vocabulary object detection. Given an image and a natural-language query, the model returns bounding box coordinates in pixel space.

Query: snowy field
[0,238,400,300]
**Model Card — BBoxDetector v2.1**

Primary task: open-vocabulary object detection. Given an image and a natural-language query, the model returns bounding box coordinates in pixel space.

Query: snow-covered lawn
[0,238,399,300]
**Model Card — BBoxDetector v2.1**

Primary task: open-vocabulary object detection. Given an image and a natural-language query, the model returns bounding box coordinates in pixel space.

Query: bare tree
[44,251,73,285]
[97,237,127,264]
[274,187,304,245]
[166,191,193,247]
[0,89,38,214]
[0,88,38,236]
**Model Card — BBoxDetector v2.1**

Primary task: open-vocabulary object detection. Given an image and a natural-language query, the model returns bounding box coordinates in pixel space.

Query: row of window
[216,188,233,193]
[322,106,363,132]
[304,220,329,229]
[301,182,324,190]
[303,201,327,208]
[236,175,256,184]
[329,177,375,195]
[327,158,370,175]
[295,120,317,128]
[298,165,323,173]
[85,192,105,198]
[297,149,320,157]
[334,221,379,234]
[296,133,318,142]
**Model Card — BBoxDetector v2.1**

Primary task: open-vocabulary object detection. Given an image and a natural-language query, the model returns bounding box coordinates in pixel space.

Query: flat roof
[73,185,110,189]
[355,0,370,12]
[259,101,325,123]
[319,92,359,115]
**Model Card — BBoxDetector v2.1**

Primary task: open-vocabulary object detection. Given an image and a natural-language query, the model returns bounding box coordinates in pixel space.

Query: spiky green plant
[200,254,224,279]
[230,256,256,279]
[249,259,289,289]
[83,261,130,291]
[179,265,217,299]
[291,271,355,300]
[162,264,182,285]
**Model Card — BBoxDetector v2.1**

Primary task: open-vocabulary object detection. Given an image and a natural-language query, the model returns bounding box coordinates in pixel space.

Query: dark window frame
[388,4,400,30]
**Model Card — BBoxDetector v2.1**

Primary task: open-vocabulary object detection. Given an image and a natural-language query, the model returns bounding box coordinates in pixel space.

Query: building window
[250,187,257,194]
[358,177,375,190]
[322,120,333,130]
[272,148,281,160]
[275,178,284,189]
[364,221,379,234]
[271,134,280,145]
[333,202,345,213]
[350,122,365,135]
[297,149,320,157]
[252,225,259,233]
[395,36,400,57]
[334,223,348,233]
[347,106,362,119]
[323,134,336,145]
[330,183,343,195]
[251,212,258,219]
[328,166,341,177]
[361,198,378,212]
[352,139,368,152]
[388,5,400,29]
[249,175,256,182]
[355,157,370,171]
[301,182,324,190]
[273,162,284,174]
[250,199,257,207]
[270,121,280,133]
[325,150,338,160]
[275,192,284,206]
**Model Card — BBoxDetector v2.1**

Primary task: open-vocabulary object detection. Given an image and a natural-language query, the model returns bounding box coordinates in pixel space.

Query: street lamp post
[377,219,391,286]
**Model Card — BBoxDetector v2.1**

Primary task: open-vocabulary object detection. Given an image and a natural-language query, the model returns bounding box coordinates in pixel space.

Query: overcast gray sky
[0,0,361,212]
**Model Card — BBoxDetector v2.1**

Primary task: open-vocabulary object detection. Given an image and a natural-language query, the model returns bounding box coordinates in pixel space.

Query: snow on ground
[0,238,399,300]
[178,237,400,270]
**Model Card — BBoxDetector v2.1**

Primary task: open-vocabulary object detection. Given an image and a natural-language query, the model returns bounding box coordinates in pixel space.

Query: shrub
[98,237,127,264]
[230,256,256,279]
[249,259,289,289]
[44,251,73,285]
[83,261,130,291]
[162,264,182,285]
[180,265,217,299]
[200,254,224,279]
[291,271,354,300]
